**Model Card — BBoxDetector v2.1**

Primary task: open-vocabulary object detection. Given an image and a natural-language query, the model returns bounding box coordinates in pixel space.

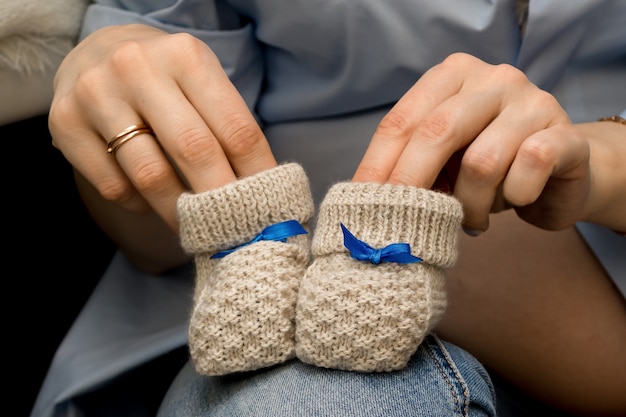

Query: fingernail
[463,228,482,237]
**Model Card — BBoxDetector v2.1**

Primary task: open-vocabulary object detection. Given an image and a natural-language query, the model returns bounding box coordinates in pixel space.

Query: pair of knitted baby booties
[177,163,463,376]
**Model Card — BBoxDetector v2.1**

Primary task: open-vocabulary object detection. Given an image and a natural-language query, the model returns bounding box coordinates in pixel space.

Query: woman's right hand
[354,53,626,234]
[50,24,277,233]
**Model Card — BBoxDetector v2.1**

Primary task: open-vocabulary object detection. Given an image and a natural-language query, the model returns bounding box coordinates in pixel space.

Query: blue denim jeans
[157,335,496,416]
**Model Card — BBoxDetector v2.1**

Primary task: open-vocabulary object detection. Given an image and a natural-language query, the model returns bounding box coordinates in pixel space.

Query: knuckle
[48,92,68,117]
[72,68,100,100]
[505,190,534,208]
[130,158,173,195]
[97,177,135,204]
[219,115,264,157]
[171,32,212,57]
[48,96,89,148]
[175,127,217,165]
[492,62,527,85]
[441,52,476,68]
[48,96,73,135]
[519,137,557,169]
[532,90,564,117]
[375,111,412,139]
[462,149,501,182]
[168,33,221,71]
[415,112,454,144]
[109,41,149,75]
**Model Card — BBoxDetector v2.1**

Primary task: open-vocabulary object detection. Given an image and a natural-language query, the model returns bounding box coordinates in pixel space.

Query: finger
[503,124,588,208]
[388,86,501,188]
[453,104,559,231]
[176,53,277,178]
[135,80,240,192]
[431,150,464,193]
[81,34,242,194]
[154,35,276,180]
[133,67,274,192]
[102,44,241,192]
[78,73,198,228]
[105,116,189,230]
[49,103,150,214]
[353,57,466,183]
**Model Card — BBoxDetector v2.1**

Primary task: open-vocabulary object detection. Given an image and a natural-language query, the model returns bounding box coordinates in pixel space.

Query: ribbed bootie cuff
[312,182,464,267]
[178,163,314,255]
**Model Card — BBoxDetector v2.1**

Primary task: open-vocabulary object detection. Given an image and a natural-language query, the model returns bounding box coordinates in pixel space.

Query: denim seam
[425,335,471,417]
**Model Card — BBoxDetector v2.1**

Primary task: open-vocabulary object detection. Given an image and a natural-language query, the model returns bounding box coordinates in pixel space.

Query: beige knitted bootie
[178,163,314,376]
[295,182,463,372]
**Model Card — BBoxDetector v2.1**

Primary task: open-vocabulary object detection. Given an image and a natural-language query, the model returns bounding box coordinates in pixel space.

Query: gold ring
[107,124,154,155]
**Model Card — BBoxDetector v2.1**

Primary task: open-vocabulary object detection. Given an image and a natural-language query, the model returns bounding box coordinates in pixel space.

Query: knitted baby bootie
[178,163,314,376]
[295,182,463,372]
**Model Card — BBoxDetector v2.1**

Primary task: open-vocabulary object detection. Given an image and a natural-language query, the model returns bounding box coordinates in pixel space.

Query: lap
[157,335,496,417]
[439,210,626,413]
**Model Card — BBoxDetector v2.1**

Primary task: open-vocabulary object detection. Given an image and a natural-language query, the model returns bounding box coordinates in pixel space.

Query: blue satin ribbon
[211,220,308,259]
[341,223,422,265]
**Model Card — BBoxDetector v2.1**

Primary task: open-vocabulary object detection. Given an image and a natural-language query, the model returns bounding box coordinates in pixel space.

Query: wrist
[578,120,626,233]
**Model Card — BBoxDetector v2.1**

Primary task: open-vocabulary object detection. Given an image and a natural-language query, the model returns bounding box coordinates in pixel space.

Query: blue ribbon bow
[341,223,422,265]
[211,220,308,259]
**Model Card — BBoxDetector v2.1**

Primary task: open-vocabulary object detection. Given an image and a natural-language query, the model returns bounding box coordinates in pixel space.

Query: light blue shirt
[80,0,626,124]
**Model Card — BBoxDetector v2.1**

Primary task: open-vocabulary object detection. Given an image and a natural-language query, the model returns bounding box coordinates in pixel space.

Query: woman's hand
[50,24,276,232]
[354,52,602,233]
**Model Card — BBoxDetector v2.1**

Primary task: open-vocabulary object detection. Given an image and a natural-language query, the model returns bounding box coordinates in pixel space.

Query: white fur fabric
[0,0,89,74]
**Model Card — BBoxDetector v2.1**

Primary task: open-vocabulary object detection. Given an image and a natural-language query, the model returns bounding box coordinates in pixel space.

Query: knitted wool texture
[178,163,314,376]
[296,182,463,372]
